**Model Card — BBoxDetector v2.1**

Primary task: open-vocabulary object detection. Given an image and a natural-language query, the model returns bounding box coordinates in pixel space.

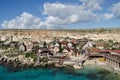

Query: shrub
[40,57,49,63]
[25,51,37,60]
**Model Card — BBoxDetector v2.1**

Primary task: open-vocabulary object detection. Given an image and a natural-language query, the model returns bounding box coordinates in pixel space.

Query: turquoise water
[0,65,120,80]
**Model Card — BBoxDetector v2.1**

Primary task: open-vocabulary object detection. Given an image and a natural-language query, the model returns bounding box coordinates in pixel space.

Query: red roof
[61,41,68,45]
[111,50,120,54]
[99,50,109,53]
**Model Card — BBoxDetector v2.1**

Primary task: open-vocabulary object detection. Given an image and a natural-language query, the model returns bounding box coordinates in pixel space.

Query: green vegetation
[0,41,18,50]
[4,48,20,57]
[40,57,49,63]
[96,39,120,50]
[64,37,70,41]
[61,28,120,34]
[43,42,47,48]
[33,45,39,50]
[6,53,19,57]
[0,44,10,49]
[25,51,37,60]
[59,47,64,53]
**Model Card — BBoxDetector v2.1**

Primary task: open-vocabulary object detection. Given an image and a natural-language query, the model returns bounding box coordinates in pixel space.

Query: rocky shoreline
[0,58,71,73]
[0,54,84,71]
[0,55,54,68]
[0,55,120,76]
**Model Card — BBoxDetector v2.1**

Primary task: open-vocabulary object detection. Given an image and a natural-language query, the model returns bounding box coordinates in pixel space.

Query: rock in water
[73,64,83,69]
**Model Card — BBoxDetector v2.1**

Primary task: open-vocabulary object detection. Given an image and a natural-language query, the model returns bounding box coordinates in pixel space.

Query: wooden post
[116,56,120,68]
[110,54,111,66]
[112,55,114,67]
[116,56,118,68]
[108,54,110,65]
[114,55,117,68]
[107,54,109,64]
[111,55,113,67]
[106,55,108,64]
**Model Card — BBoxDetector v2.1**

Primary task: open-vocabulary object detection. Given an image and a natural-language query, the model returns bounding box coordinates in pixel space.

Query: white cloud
[80,0,103,11]
[38,16,67,29]
[103,13,114,20]
[110,2,120,18]
[43,3,84,19]
[43,2,100,24]
[1,12,67,29]
[1,12,41,29]
[2,0,117,29]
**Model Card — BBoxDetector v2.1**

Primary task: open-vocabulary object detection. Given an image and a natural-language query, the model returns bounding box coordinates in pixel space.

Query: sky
[0,0,120,29]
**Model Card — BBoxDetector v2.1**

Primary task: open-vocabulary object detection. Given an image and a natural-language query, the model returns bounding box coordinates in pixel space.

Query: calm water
[0,65,120,80]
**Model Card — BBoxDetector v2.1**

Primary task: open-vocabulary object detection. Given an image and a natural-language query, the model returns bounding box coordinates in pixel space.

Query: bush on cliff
[40,57,49,63]
[25,51,37,61]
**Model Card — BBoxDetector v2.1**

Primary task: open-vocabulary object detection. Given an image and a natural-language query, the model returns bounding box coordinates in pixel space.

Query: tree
[43,42,47,48]
[97,28,106,33]
[59,47,64,53]
[59,42,63,53]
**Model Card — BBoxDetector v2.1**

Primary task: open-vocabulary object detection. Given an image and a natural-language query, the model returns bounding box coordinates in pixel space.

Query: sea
[0,65,120,80]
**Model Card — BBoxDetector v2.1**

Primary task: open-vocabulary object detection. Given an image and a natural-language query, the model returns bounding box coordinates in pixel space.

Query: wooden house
[53,46,59,54]
[105,50,120,70]
[61,41,68,47]
[62,48,69,54]
[24,40,33,51]
[19,44,26,52]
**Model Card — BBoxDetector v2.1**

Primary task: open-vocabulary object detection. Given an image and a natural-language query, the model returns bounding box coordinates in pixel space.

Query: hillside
[0,28,120,42]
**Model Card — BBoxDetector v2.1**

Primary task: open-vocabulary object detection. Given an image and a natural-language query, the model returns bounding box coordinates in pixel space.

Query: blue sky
[0,0,120,29]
